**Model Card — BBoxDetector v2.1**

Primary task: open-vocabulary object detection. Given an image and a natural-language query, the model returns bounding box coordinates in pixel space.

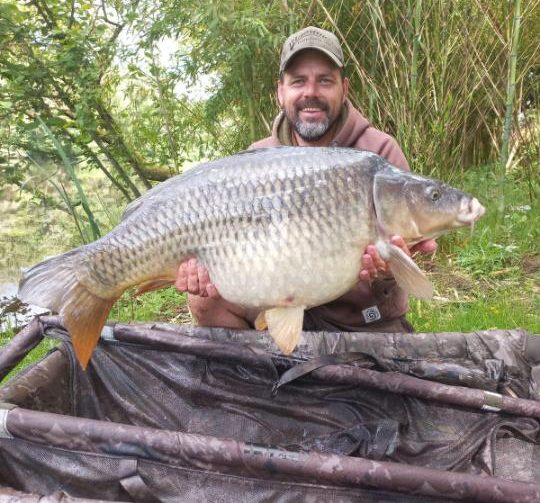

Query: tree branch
[68,0,76,29]
[32,0,56,29]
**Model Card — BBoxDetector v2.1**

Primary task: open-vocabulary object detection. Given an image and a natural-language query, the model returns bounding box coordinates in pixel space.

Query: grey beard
[293,118,330,141]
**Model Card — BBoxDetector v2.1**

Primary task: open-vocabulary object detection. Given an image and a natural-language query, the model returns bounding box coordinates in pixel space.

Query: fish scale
[195,161,369,310]
[18,146,485,367]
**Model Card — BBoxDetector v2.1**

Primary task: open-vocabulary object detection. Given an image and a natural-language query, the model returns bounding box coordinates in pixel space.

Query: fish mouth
[456,197,485,225]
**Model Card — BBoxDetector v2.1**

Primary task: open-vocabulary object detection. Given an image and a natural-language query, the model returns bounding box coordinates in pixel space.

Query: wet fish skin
[82,147,375,309]
[18,147,485,367]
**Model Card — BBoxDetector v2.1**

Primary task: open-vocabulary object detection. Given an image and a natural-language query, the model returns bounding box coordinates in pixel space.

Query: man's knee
[187,294,213,324]
[187,294,252,329]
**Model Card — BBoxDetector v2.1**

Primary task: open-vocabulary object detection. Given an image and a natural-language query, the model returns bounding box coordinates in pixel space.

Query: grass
[408,164,539,333]
[409,286,539,333]
[0,172,191,382]
[0,322,59,382]
[112,287,191,325]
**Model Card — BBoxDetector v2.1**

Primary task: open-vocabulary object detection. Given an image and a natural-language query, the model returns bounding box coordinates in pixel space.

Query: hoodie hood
[330,99,371,147]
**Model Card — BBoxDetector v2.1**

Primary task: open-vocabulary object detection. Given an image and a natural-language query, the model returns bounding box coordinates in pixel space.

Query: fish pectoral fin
[254,311,268,331]
[265,305,305,355]
[135,278,175,296]
[377,242,433,300]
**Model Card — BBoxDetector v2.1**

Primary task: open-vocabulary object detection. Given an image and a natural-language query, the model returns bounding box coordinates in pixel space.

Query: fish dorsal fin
[376,241,433,300]
[263,306,305,355]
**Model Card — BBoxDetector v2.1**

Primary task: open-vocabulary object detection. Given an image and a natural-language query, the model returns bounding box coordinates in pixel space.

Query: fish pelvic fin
[18,249,118,369]
[376,241,433,300]
[254,311,268,330]
[264,305,305,355]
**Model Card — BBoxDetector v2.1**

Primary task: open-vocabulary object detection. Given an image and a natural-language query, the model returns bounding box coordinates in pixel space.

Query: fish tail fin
[63,289,115,369]
[18,250,117,369]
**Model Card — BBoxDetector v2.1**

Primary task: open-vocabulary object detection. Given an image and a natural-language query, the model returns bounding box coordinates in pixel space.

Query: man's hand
[175,258,221,299]
[359,236,437,282]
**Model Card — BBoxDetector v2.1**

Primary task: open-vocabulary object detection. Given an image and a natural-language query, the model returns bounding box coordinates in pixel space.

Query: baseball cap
[279,26,344,73]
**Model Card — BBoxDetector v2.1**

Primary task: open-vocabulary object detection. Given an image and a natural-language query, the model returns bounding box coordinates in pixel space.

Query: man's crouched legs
[188,294,259,330]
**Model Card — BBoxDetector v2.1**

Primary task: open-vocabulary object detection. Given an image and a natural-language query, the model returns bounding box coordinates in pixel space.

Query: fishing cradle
[1,315,540,502]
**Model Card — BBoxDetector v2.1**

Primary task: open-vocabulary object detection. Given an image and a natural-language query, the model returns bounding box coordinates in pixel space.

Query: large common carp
[19,147,484,368]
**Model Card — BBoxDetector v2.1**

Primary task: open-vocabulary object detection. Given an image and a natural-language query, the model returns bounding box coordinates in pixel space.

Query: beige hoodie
[249,99,411,332]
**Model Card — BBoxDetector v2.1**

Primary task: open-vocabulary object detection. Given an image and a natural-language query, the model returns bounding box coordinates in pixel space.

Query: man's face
[277,49,349,143]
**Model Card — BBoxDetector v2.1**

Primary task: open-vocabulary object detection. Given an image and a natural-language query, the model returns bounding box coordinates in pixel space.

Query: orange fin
[62,286,116,369]
[18,248,119,369]
[135,278,175,296]
[265,305,305,355]
[254,311,268,331]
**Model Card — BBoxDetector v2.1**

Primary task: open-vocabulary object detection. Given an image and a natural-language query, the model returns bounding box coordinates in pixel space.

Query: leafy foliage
[0,1,538,339]
[2,1,538,219]
[1,0,154,207]
[134,0,540,175]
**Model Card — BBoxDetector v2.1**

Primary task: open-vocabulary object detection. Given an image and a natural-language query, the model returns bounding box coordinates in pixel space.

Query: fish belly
[204,219,369,310]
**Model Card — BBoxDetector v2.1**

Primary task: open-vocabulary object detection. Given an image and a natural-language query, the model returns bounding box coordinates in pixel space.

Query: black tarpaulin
[1,315,540,502]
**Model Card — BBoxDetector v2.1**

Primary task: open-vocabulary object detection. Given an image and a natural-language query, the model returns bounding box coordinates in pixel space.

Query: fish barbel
[18,147,485,367]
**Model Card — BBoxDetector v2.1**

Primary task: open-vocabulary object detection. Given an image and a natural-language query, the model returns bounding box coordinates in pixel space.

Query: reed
[38,118,102,242]
[499,0,523,216]
[309,0,539,182]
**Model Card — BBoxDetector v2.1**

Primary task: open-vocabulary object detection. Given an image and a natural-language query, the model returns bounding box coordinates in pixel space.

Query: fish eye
[429,188,441,201]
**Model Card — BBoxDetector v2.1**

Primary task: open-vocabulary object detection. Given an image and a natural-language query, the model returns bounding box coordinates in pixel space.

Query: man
[175,26,436,334]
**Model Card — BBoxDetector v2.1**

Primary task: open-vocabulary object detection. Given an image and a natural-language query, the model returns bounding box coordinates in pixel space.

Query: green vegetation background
[1,1,539,369]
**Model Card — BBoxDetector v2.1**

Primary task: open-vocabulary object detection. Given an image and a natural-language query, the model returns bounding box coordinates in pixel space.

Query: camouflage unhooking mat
[1,315,540,502]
